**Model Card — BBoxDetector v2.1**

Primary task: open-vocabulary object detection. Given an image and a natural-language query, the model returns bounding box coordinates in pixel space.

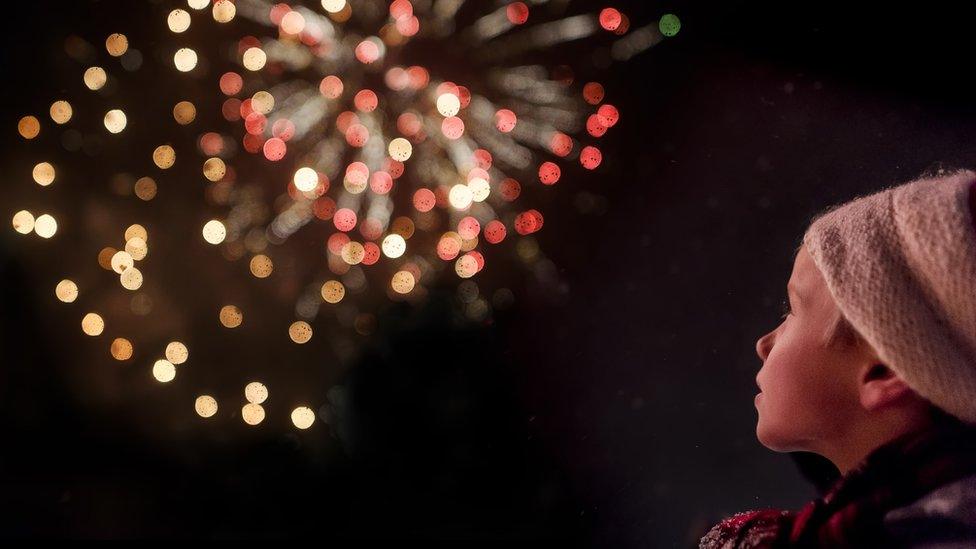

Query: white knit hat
[801,169,976,423]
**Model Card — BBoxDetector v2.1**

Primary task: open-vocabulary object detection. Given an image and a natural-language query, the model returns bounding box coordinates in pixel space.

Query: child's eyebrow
[788,282,804,307]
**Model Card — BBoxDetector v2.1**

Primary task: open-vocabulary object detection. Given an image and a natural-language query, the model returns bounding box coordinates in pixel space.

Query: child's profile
[701,168,976,547]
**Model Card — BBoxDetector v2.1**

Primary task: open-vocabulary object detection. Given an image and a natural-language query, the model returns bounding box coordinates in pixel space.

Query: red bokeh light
[319,75,344,99]
[549,132,573,157]
[272,118,295,141]
[499,178,521,201]
[245,112,266,135]
[580,146,602,170]
[355,40,380,64]
[597,104,620,127]
[473,149,492,169]
[369,171,393,194]
[586,114,608,137]
[457,216,481,240]
[220,71,243,96]
[314,196,337,220]
[333,208,357,232]
[327,232,350,255]
[262,137,286,161]
[437,235,461,260]
[345,124,369,147]
[538,162,561,185]
[484,220,507,244]
[514,210,544,235]
[441,116,464,139]
[599,8,622,31]
[506,2,529,25]
[413,188,436,212]
[354,89,378,112]
[583,82,605,105]
[495,109,517,133]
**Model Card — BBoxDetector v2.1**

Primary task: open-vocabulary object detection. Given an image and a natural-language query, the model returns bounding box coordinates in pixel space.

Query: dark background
[3,0,976,544]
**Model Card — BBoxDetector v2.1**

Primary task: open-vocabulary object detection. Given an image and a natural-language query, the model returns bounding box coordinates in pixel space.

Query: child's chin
[755,420,791,451]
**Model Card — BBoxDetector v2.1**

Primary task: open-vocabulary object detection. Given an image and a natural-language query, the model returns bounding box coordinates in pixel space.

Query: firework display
[7,0,678,429]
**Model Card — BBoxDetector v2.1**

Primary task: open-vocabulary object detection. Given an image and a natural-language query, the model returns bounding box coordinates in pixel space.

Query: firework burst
[7,0,679,430]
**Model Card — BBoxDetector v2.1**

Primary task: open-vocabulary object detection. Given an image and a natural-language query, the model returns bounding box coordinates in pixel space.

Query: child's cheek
[764,328,819,405]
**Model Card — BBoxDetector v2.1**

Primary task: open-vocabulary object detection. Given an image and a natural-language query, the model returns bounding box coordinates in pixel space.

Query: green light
[659,14,681,37]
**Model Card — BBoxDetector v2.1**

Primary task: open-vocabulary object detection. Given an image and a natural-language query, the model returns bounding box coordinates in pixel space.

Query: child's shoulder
[883,472,976,547]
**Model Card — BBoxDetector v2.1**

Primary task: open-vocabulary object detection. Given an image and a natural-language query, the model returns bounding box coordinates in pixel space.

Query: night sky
[3,0,976,544]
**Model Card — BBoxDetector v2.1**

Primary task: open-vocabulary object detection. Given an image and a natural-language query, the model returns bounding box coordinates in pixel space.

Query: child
[700,169,976,548]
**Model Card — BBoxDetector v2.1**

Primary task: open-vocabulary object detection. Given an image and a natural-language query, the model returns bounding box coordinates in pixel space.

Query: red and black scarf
[700,421,976,548]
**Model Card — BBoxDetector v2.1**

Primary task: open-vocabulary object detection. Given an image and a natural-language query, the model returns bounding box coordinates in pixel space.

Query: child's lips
[754,392,763,405]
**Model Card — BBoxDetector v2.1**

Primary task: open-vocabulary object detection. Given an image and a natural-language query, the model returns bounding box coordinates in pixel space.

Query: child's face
[753,245,867,453]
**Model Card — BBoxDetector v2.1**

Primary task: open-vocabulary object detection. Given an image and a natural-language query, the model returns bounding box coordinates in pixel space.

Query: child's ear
[858,363,914,411]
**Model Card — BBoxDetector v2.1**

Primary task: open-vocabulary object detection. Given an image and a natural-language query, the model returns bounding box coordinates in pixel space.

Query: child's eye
[780,298,793,319]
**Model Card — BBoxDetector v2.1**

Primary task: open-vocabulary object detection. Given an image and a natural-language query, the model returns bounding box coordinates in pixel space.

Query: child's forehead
[789,246,821,294]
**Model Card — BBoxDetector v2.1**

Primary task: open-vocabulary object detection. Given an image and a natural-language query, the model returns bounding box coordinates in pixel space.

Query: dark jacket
[700,419,976,548]
[883,472,976,548]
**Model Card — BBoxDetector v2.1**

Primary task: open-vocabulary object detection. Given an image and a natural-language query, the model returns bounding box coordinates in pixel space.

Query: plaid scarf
[700,422,976,548]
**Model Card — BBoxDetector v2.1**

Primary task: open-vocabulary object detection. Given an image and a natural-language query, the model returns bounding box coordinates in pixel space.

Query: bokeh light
[82,313,105,336]
[173,101,196,125]
[84,66,107,90]
[219,305,243,328]
[321,0,346,14]
[173,48,198,72]
[381,234,406,259]
[249,254,273,278]
[241,403,265,425]
[153,359,176,383]
[659,14,682,37]
[103,109,127,133]
[321,280,345,304]
[212,0,236,23]
[245,381,268,404]
[111,338,134,361]
[34,214,57,238]
[153,145,176,169]
[293,167,318,192]
[391,270,415,294]
[195,395,218,418]
[288,321,312,344]
[165,341,189,365]
[120,267,143,290]
[32,162,55,186]
[202,219,226,244]
[11,210,34,234]
[291,406,315,429]
[242,47,266,71]
[168,9,191,33]
[17,116,40,139]
[105,33,128,57]
[49,100,72,124]
[2,0,674,428]
[55,279,78,303]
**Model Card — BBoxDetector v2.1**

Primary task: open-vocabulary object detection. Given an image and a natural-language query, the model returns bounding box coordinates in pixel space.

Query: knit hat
[801,169,976,423]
